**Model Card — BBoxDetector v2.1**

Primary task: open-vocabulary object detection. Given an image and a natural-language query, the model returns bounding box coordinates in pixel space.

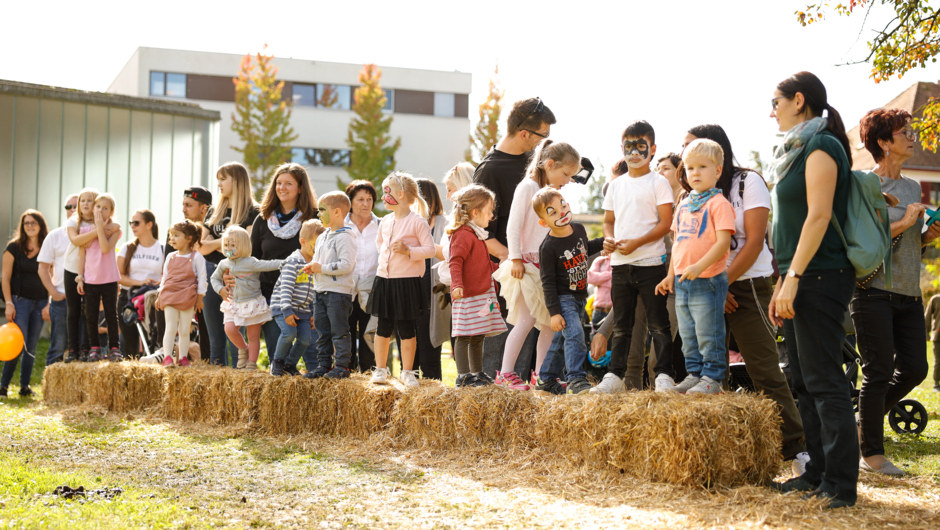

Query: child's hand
[310,316,315,327]
[219,286,232,302]
[94,209,104,227]
[655,276,674,296]
[616,239,639,256]
[551,314,566,332]
[602,237,617,254]
[304,262,322,274]
[451,288,463,300]
[390,241,410,256]
[77,279,85,296]
[679,264,705,282]
[285,314,297,327]
[155,294,163,311]
[195,295,204,313]
[510,259,525,279]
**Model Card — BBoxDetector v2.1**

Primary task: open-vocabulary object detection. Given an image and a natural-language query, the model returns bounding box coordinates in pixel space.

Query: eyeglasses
[522,128,549,139]
[64,205,76,210]
[515,97,544,129]
[22,221,39,227]
[771,96,786,110]
[894,129,918,142]
[130,220,141,227]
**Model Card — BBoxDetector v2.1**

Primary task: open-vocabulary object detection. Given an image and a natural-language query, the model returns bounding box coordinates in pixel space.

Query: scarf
[769,117,828,184]
[267,211,303,240]
[467,221,489,241]
[688,187,720,213]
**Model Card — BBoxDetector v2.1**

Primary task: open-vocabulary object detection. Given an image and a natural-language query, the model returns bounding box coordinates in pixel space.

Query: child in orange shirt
[656,139,735,394]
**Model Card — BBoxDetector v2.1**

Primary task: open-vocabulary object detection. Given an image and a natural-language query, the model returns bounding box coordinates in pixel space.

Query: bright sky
[4,0,940,205]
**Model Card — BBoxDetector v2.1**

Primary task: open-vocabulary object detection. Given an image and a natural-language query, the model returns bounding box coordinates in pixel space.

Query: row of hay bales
[43,362,782,488]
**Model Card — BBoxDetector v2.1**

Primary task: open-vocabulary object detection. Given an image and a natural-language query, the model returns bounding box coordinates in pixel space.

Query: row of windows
[291,148,351,167]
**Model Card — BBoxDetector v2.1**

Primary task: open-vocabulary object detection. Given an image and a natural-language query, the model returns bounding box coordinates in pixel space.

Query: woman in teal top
[766,71,858,509]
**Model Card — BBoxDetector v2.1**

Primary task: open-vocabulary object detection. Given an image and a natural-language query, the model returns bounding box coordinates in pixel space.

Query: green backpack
[829,170,892,289]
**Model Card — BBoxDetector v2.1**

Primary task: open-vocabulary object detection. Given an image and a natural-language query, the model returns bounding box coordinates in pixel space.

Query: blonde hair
[319,190,351,215]
[383,171,428,219]
[299,219,326,242]
[208,162,257,228]
[525,140,580,188]
[94,193,117,222]
[447,185,495,235]
[221,225,252,259]
[682,138,724,168]
[76,188,99,223]
[531,188,564,217]
[443,162,475,191]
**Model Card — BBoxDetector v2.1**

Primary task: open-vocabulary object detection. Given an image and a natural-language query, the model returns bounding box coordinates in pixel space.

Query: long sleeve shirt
[375,211,435,279]
[506,178,550,264]
[538,223,604,316]
[587,256,612,309]
[312,227,357,295]
[210,256,283,303]
[270,250,315,317]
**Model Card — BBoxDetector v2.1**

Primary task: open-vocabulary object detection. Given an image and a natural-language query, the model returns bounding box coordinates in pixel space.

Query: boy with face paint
[593,120,677,394]
[531,188,605,395]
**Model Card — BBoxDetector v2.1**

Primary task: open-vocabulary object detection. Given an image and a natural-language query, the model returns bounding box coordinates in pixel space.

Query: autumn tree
[796,0,940,150]
[344,64,401,192]
[231,46,298,196]
[465,64,504,164]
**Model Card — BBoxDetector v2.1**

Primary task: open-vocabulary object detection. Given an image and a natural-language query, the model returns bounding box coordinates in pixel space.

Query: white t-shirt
[118,241,165,290]
[37,226,70,294]
[602,171,674,266]
[727,171,775,280]
[64,217,94,273]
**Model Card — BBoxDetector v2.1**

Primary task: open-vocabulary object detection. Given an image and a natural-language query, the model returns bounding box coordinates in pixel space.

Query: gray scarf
[467,221,489,241]
[769,117,828,185]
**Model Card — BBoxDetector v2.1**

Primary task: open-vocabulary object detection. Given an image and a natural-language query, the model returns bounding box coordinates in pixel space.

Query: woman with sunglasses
[851,109,940,477]
[117,210,163,359]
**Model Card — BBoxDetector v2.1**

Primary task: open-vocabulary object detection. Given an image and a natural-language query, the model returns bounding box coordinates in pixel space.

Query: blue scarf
[688,188,720,213]
[769,117,828,184]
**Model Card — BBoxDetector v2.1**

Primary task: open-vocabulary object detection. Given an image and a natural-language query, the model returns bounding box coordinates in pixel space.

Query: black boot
[283,363,301,376]
[270,359,285,377]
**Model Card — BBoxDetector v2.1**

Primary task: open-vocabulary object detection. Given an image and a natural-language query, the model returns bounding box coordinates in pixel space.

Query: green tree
[579,160,606,214]
[465,64,504,164]
[796,0,940,150]
[343,64,401,192]
[231,46,298,196]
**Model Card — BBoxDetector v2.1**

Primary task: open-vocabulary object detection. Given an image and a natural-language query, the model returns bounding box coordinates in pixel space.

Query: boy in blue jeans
[269,219,324,376]
[532,188,605,395]
[655,139,735,394]
[303,191,358,379]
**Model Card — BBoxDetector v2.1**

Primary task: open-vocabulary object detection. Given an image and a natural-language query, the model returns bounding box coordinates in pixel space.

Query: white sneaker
[687,376,722,394]
[140,348,166,365]
[371,367,390,385]
[401,370,420,388]
[589,373,626,394]
[791,452,810,477]
[654,373,677,393]
[672,374,701,394]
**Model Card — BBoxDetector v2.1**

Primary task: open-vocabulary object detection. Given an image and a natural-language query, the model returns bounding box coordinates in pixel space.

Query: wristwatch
[787,269,802,280]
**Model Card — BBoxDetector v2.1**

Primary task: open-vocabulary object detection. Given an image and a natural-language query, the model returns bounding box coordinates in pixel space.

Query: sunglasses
[515,97,544,129]
[65,205,76,210]
[130,220,142,227]
[771,96,786,110]
[894,129,918,142]
[522,128,549,139]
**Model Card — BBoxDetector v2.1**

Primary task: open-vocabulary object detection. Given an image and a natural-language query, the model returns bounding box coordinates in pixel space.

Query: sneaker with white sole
[589,373,626,394]
[686,376,722,394]
[654,373,676,393]
[496,371,529,391]
[672,374,701,394]
[371,367,390,385]
[401,370,420,388]
[140,349,167,365]
[791,452,810,477]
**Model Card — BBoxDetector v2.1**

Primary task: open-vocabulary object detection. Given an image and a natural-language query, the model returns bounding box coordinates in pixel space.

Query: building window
[928,182,940,206]
[317,84,351,110]
[293,83,316,107]
[434,93,455,117]
[150,71,187,98]
[382,89,394,112]
[291,148,351,167]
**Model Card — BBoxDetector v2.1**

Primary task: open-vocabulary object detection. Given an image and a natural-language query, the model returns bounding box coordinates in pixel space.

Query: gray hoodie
[313,226,357,295]
[211,256,283,303]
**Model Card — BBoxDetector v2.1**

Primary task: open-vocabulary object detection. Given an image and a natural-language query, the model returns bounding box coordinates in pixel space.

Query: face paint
[382,186,399,206]
[317,203,331,224]
[554,199,572,227]
[622,139,651,169]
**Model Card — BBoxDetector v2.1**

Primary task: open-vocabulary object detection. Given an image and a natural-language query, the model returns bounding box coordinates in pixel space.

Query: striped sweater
[270,250,315,318]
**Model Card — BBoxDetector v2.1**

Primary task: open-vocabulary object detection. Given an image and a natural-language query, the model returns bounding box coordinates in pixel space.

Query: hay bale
[42,362,95,405]
[88,362,165,412]
[161,366,268,426]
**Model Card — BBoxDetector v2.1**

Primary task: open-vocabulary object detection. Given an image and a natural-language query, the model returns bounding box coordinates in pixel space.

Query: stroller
[121,286,200,360]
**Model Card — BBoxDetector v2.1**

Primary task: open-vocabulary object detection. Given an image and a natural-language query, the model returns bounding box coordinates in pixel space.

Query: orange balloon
[0,323,24,362]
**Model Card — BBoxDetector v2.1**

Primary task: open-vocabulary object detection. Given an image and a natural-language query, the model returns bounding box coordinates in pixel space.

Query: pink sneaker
[177,356,192,367]
[162,355,176,368]
[496,371,530,391]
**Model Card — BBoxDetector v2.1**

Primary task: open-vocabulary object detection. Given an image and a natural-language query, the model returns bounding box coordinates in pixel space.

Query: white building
[108,47,472,195]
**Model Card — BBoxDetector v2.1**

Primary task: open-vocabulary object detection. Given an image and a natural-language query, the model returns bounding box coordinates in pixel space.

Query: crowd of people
[2,70,939,508]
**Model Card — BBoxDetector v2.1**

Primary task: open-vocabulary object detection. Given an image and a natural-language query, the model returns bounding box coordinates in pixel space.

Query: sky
[4,0,940,205]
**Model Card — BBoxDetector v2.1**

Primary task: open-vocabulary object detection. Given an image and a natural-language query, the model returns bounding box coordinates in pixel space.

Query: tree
[343,64,401,192]
[579,161,606,214]
[231,45,298,196]
[796,1,940,150]
[465,64,504,164]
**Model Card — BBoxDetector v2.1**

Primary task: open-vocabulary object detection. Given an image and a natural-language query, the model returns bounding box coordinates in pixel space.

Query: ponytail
[777,71,852,164]
[123,209,158,275]
[447,185,495,235]
[525,139,580,188]
[825,104,853,165]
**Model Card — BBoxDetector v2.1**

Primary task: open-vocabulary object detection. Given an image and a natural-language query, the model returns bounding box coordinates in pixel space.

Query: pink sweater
[588,256,612,309]
[82,224,120,285]
[376,211,436,279]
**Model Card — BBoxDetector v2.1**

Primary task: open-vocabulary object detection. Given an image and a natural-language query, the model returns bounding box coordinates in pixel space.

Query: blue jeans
[675,272,728,382]
[314,291,354,369]
[263,297,319,369]
[539,295,588,383]
[46,297,68,365]
[273,311,313,363]
[204,261,238,367]
[2,296,47,389]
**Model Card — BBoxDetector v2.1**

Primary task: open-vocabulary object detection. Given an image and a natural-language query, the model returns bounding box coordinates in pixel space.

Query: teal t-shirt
[771,131,852,274]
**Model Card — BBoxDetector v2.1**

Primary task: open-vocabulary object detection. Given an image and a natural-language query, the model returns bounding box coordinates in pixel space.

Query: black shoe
[325,366,350,379]
[270,359,285,377]
[283,364,301,377]
[18,387,33,397]
[303,365,330,379]
[770,475,820,493]
[108,348,123,362]
[64,350,78,364]
[567,377,592,395]
[78,349,90,363]
[802,489,855,509]
[473,372,495,385]
[456,373,488,387]
[0,387,7,397]
[539,378,566,395]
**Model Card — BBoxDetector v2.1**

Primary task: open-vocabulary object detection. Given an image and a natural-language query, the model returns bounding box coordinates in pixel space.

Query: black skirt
[367,276,427,321]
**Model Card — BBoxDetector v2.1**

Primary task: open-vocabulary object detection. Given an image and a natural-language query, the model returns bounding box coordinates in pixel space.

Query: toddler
[156,220,207,367]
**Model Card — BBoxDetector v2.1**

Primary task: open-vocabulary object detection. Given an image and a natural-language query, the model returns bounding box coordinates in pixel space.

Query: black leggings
[376,317,416,340]
[64,270,89,353]
[84,282,120,350]
[454,335,484,374]
[349,298,374,371]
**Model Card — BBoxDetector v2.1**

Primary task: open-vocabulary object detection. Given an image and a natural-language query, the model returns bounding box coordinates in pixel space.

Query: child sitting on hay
[655,139,735,394]
[531,188,604,395]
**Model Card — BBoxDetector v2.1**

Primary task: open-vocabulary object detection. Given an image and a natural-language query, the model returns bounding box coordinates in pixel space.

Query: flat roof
[0,79,221,121]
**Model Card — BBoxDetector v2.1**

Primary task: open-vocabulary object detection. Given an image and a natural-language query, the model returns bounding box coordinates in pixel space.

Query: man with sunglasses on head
[36,194,80,365]
[472,97,557,381]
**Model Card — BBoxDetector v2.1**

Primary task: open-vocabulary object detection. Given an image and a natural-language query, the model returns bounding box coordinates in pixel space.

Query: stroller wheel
[887,399,928,434]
